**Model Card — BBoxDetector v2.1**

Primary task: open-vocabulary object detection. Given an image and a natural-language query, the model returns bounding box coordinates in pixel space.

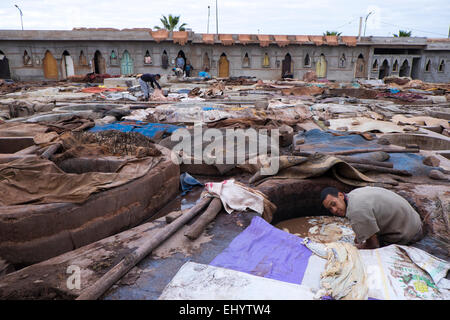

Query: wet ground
[104,203,259,300]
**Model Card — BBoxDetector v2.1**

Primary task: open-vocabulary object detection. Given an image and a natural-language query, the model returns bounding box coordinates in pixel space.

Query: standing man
[176,53,185,71]
[138,73,161,101]
[320,186,424,249]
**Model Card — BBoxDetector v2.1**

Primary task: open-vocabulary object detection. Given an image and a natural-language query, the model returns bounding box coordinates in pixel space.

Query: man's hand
[355,242,366,249]
[355,234,380,249]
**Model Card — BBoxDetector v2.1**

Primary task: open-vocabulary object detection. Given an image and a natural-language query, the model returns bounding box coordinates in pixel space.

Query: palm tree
[393,30,412,37]
[154,14,187,31]
[323,31,342,36]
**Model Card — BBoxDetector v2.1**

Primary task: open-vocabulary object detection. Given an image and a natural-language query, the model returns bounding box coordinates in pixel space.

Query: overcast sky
[1,0,449,38]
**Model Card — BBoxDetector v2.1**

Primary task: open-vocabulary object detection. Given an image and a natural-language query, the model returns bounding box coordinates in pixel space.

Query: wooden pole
[184,198,223,240]
[75,196,212,300]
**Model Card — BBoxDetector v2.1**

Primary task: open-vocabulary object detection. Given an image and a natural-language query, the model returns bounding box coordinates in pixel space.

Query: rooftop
[0,29,447,48]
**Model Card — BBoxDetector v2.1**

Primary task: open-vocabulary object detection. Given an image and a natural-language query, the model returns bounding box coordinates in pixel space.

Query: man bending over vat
[320,186,424,249]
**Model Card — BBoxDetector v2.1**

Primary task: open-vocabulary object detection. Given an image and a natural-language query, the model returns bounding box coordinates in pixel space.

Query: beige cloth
[0,155,161,205]
[203,179,277,222]
[346,187,423,245]
[304,240,368,300]
[321,242,368,300]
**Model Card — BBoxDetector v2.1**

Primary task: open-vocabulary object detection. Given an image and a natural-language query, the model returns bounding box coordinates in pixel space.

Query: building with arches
[0,29,448,82]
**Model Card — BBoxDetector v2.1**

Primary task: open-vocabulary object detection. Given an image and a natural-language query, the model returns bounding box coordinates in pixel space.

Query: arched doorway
[355,54,365,78]
[43,50,58,79]
[93,50,106,74]
[161,50,169,69]
[304,53,311,67]
[176,50,186,70]
[218,53,229,77]
[378,59,389,79]
[202,52,210,71]
[393,60,399,73]
[282,53,292,78]
[61,51,75,78]
[438,59,445,72]
[263,53,270,67]
[316,54,327,78]
[0,50,11,79]
[243,53,250,68]
[399,60,410,77]
[120,50,134,75]
[339,53,346,68]
[411,58,421,79]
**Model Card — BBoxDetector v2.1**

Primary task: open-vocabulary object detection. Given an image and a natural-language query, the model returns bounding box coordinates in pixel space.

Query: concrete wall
[0,33,448,82]
[0,40,374,81]
[369,54,423,79]
[421,50,450,83]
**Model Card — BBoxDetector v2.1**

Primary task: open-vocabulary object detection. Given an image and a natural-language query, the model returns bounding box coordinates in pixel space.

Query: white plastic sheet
[304,240,449,300]
[159,262,316,300]
[360,245,450,300]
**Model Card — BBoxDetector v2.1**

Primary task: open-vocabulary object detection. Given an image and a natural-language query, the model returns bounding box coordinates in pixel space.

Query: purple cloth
[210,216,312,284]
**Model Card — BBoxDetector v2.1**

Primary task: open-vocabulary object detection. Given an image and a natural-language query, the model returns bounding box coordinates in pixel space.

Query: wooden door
[355,55,365,78]
[281,54,291,77]
[62,54,75,78]
[218,54,229,77]
[43,51,58,79]
[316,54,327,78]
[120,50,134,75]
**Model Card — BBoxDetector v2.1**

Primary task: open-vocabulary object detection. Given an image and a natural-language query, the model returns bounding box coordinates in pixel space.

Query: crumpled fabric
[180,172,204,195]
[150,89,178,101]
[245,153,376,187]
[304,238,368,300]
[0,155,161,205]
[203,179,276,222]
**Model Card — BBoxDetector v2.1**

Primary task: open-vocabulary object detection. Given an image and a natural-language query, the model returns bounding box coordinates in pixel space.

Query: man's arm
[355,234,380,249]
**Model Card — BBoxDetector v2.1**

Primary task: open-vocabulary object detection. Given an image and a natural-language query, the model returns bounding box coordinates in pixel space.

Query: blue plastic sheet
[179,172,204,195]
[89,121,184,139]
[210,216,312,285]
[298,129,441,175]
[300,129,379,153]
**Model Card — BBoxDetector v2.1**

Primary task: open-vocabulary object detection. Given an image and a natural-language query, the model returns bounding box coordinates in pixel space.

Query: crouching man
[138,73,161,101]
[320,186,424,249]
